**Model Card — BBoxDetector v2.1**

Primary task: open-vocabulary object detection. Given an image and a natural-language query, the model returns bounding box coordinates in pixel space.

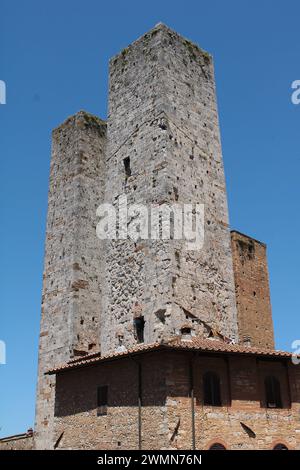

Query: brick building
[1,23,299,451]
[49,338,300,450]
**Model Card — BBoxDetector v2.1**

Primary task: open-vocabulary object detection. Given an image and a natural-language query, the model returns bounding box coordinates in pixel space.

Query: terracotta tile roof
[168,336,293,356]
[47,342,159,374]
[47,336,296,375]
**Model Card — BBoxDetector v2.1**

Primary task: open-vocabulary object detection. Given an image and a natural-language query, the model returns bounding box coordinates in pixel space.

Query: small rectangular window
[97,385,108,416]
[123,157,131,177]
[134,316,145,343]
[203,371,222,406]
[265,376,282,409]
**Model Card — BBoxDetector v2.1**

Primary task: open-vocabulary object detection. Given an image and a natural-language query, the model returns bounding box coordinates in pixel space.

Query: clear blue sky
[0,0,299,438]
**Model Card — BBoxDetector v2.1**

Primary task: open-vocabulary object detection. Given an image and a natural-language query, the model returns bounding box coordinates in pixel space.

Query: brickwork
[53,350,300,450]
[53,354,168,449]
[231,231,274,348]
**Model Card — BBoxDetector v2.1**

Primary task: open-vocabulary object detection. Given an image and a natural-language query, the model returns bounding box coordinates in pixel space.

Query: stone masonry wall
[0,434,34,450]
[101,23,238,353]
[231,231,274,348]
[53,350,300,450]
[35,111,106,449]
[54,353,168,450]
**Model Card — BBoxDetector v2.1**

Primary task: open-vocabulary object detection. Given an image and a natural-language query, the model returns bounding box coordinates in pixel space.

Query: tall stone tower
[101,23,238,353]
[35,112,106,449]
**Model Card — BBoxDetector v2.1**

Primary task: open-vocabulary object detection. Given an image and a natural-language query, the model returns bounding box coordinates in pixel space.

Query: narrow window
[209,443,226,450]
[203,371,221,406]
[123,157,131,177]
[134,316,145,343]
[273,443,288,450]
[265,376,282,408]
[97,385,108,416]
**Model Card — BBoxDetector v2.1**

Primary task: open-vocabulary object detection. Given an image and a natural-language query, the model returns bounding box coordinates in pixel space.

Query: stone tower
[101,23,238,353]
[35,112,106,449]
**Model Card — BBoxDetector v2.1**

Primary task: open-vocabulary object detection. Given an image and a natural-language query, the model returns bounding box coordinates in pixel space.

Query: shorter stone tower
[35,112,106,449]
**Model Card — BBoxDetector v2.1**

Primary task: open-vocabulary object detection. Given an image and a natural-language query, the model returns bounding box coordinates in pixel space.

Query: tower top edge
[231,230,267,248]
[52,110,107,134]
[109,22,212,64]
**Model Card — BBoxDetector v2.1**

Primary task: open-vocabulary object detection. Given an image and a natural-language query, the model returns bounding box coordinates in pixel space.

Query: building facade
[48,339,300,450]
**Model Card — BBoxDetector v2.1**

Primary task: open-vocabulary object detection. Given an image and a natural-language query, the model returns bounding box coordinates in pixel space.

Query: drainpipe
[138,362,142,450]
[284,359,292,409]
[129,354,142,450]
[189,354,196,450]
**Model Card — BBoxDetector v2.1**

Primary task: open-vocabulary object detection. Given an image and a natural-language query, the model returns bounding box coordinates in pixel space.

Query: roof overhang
[46,338,296,375]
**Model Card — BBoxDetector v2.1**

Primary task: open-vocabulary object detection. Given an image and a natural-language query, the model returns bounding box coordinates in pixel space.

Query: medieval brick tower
[34,24,279,450]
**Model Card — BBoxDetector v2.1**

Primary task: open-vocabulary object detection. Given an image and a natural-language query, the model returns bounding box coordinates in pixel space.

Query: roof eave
[46,343,292,376]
